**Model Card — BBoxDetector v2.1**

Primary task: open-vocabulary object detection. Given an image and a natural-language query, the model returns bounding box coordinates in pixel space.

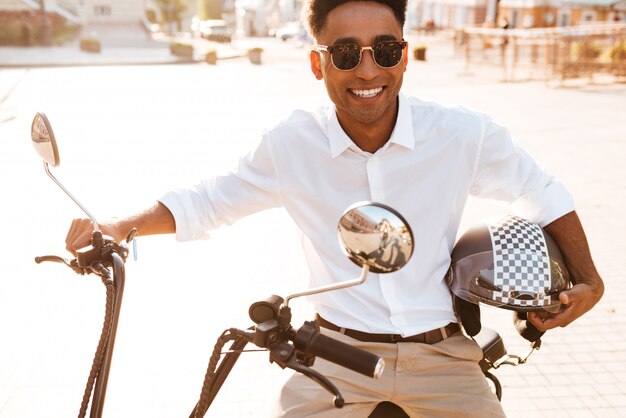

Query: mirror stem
[44,162,100,232]
[284,265,370,308]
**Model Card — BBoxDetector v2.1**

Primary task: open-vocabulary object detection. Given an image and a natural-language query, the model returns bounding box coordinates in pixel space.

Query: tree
[197,0,223,21]
[154,0,190,33]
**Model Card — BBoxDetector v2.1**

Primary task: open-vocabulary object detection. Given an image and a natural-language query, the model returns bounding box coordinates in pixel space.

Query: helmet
[446,215,570,313]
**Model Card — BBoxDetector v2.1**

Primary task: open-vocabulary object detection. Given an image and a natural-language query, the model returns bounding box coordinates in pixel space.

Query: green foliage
[413,45,427,61]
[247,47,263,64]
[197,0,223,20]
[146,9,158,24]
[570,41,603,61]
[0,18,26,45]
[80,37,101,53]
[153,0,189,30]
[609,42,626,61]
[0,10,77,46]
[170,41,194,57]
[205,49,217,64]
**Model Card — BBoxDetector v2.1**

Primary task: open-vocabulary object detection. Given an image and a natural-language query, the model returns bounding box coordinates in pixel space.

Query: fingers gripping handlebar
[192,302,386,417]
[268,340,346,408]
[249,296,385,378]
[276,320,385,408]
[35,229,137,275]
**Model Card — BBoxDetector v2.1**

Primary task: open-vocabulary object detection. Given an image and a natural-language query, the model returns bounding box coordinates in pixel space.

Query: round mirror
[31,112,60,167]
[338,202,414,274]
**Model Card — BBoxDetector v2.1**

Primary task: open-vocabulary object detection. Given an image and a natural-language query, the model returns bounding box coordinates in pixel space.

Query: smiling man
[65,1,603,416]
[309,1,406,153]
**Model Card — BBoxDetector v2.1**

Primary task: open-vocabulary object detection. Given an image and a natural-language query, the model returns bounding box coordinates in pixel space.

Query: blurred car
[193,19,232,43]
[275,21,305,42]
[296,28,313,47]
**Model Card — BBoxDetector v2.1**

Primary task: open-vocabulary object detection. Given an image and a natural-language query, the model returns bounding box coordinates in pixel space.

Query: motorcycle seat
[473,327,507,372]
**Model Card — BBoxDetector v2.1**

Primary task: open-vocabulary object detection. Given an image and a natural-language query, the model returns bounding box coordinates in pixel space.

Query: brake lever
[35,255,72,265]
[268,342,345,408]
[35,255,86,275]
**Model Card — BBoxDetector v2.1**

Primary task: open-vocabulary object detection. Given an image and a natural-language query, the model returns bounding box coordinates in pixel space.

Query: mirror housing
[31,112,60,167]
[29,112,100,232]
[338,202,414,274]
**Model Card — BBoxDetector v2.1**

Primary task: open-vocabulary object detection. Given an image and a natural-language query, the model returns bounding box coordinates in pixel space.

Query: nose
[354,48,378,79]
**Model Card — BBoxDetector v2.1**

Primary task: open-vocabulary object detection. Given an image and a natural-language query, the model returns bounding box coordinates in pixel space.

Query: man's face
[310,2,407,129]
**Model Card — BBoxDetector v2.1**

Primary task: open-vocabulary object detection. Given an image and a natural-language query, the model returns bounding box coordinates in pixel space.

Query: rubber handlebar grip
[310,333,384,378]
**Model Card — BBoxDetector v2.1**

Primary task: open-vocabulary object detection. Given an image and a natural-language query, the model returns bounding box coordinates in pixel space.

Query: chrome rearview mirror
[338,202,413,274]
[284,202,413,307]
[31,112,60,167]
[29,112,100,231]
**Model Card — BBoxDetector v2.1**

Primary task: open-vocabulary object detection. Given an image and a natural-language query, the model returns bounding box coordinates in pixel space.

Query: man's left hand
[528,281,603,331]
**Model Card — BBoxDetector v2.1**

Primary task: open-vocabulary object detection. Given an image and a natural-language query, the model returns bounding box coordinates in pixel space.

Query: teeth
[351,87,383,98]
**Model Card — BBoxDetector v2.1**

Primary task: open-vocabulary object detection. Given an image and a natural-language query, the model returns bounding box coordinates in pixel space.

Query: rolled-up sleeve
[470,117,575,226]
[159,134,282,241]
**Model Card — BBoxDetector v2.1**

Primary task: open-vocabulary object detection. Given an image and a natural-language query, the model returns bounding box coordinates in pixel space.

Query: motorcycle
[30,112,539,418]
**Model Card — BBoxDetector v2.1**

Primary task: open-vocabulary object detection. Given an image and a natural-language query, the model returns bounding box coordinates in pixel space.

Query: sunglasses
[314,40,407,71]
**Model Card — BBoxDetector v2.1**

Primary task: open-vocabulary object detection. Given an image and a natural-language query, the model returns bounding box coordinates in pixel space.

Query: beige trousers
[268,328,506,418]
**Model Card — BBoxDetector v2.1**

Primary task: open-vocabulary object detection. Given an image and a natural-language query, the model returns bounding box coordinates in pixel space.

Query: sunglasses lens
[330,44,361,71]
[373,42,405,68]
[326,41,406,71]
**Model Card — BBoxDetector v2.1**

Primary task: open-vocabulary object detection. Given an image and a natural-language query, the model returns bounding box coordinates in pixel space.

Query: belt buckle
[423,328,441,345]
[440,325,449,339]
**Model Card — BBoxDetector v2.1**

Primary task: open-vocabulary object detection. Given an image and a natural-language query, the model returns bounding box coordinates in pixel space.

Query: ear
[310,50,324,80]
[402,42,409,72]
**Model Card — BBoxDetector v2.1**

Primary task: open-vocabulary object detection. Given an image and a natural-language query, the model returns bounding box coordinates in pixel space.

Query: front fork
[90,252,126,418]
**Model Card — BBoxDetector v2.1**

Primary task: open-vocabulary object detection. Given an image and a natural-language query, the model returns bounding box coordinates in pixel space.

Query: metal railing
[459,23,626,83]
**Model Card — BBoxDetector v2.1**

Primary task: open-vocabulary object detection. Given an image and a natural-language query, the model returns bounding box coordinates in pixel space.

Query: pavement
[1,26,625,418]
[0,24,278,68]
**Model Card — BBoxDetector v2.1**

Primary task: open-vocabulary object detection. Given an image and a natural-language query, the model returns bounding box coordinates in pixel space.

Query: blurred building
[407,0,626,29]
[234,0,302,36]
[498,0,626,28]
[0,0,144,24]
[1,0,75,24]
[409,0,489,30]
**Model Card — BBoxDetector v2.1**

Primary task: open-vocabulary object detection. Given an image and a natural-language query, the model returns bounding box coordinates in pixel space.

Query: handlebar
[309,333,384,378]
[293,321,384,379]
[35,229,136,276]
[193,313,386,417]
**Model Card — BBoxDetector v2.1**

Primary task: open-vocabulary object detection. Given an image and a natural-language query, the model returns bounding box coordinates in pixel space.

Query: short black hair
[304,0,407,40]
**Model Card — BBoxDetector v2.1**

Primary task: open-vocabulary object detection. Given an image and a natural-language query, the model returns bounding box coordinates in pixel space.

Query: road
[0,36,625,417]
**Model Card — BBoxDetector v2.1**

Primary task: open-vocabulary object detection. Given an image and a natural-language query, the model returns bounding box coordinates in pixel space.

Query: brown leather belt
[315,315,461,344]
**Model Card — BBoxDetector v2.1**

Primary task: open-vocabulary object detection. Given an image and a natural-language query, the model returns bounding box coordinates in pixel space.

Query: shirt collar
[327,93,415,158]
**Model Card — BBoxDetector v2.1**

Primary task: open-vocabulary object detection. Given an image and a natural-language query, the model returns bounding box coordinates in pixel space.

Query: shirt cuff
[512,179,575,227]
[158,190,212,242]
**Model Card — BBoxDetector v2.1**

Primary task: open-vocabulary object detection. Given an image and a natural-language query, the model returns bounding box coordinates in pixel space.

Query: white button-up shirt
[160,93,574,336]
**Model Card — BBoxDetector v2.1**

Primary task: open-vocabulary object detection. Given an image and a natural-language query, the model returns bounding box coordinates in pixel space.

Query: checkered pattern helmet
[446,215,570,313]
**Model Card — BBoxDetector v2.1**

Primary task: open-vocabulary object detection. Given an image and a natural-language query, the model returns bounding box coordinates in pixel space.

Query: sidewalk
[0,24,252,69]
[0,44,191,68]
[0,39,249,68]
[1,30,625,418]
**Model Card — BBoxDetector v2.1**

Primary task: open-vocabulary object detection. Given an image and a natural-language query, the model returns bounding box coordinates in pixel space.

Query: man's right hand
[64,202,176,257]
[65,218,126,256]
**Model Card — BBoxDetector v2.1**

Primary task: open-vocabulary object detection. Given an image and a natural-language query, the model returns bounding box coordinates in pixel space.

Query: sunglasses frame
[314,39,408,71]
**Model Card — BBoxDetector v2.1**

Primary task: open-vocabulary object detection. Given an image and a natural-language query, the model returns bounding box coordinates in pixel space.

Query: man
[66,1,604,416]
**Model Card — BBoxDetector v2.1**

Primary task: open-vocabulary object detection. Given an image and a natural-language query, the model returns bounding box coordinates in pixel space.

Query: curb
[0,53,251,69]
